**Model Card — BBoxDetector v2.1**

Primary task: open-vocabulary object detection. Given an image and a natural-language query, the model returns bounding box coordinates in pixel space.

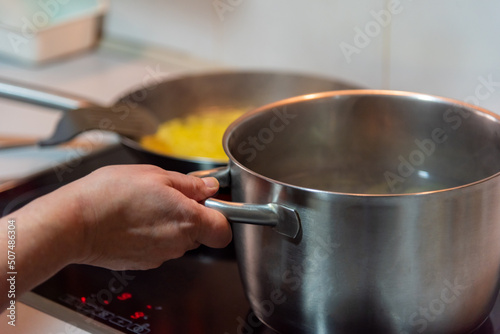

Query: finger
[193,204,232,248]
[163,172,220,201]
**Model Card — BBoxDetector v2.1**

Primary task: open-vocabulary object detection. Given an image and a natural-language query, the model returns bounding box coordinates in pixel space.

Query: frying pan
[0,70,359,173]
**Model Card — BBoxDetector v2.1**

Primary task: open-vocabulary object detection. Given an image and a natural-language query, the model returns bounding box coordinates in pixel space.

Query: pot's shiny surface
[224,90,500,333]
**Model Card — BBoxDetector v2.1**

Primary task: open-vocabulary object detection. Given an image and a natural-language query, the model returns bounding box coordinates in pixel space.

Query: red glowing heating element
[130,311,145,320]
[117,292,132,301]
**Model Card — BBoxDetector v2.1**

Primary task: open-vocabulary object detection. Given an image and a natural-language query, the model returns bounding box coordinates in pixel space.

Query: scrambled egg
[140,108,246,161]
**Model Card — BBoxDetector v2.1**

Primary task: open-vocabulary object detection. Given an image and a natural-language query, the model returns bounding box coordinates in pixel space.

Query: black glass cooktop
[1,144,499,334]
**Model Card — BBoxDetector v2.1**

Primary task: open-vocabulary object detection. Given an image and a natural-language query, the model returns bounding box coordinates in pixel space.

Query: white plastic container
[0,0,108,64]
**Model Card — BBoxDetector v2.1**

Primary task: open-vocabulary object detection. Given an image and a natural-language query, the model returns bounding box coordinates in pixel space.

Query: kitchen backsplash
[104,0,500,113]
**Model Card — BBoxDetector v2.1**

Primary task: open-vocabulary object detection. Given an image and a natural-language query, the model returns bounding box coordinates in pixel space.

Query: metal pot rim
[223,89,500,198]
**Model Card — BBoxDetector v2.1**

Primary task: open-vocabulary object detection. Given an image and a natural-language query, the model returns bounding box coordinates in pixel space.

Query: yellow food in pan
[140,108,246,161]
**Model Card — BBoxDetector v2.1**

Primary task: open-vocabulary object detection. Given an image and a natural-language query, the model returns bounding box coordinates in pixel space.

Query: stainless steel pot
[196,90,500,333]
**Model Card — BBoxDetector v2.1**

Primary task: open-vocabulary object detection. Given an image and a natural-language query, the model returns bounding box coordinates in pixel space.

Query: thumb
[201,177,220,195]
[164,172,220,201]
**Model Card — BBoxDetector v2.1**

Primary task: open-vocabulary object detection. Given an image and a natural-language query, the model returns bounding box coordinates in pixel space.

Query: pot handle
[190,167,301,239]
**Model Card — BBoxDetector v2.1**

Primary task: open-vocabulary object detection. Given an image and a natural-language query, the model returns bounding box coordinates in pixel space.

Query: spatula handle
[0,79,96,111]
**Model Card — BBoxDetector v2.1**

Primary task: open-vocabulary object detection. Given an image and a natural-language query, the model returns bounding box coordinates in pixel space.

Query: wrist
[2,186,86,295]
[21,183,89,266]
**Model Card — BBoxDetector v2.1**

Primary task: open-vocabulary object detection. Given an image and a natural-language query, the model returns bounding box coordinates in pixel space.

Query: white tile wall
[389,0,500,107]
[104,0,500,113]
[104,0,217,62]
[213,0,387,88]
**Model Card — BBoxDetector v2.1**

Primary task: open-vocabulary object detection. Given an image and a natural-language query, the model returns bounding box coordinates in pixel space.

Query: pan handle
[190,167,301,239]
[0,78,96,111]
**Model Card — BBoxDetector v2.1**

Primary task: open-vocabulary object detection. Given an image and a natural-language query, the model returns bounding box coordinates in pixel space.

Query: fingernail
[202,177,219,190]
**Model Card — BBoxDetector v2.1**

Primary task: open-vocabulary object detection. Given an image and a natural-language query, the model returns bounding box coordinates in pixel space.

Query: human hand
[67,165,232,270]
[0,164,231,309]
